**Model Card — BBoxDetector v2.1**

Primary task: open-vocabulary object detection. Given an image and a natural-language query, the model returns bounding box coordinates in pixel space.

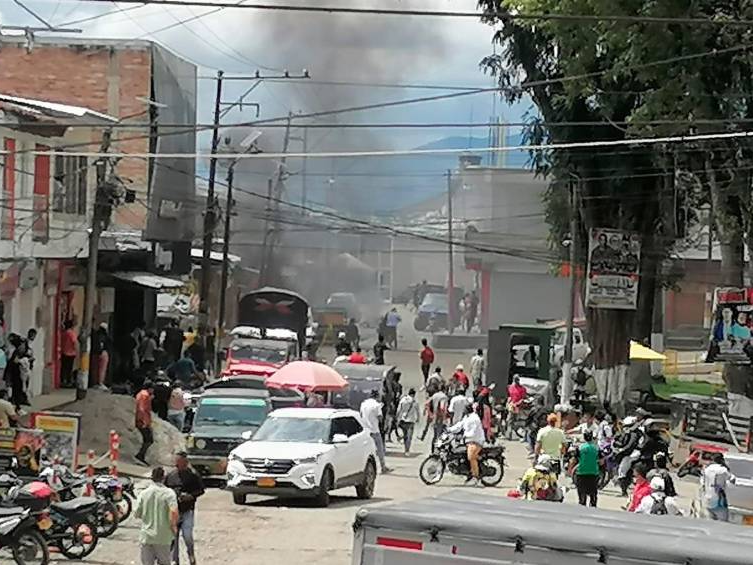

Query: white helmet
[535,454,552,472]
[650,476,665,492]
[338,331,346,339]
[455,364,464,371]
[622,416,637,427]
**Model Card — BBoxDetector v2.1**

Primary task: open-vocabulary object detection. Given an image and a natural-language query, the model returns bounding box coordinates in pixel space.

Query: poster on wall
[0,428,45,477]
[707,287,753,364]
[585,228,641,310]
[31,411,81,469]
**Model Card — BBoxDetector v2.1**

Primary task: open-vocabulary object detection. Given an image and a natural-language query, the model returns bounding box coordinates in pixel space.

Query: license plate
[743,515,753,526]
[257,478,276,487]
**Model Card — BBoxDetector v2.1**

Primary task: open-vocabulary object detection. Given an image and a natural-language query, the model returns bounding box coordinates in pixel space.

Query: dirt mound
[63,390,185,467]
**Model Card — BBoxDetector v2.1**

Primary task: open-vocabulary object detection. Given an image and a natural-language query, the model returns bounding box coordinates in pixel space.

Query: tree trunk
[587,308,632,416]
[706,155,745,286]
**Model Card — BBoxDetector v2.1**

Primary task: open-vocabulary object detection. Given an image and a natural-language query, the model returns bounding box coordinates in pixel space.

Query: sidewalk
[29,388,76,412]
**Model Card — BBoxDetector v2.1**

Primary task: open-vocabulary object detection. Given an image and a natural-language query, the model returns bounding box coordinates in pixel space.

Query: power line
[12,0,54,29]
[54,1,753,26]
[56,3,145,26]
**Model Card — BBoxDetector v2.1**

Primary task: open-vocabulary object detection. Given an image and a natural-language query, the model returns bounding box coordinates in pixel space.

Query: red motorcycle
[677,443,728,478]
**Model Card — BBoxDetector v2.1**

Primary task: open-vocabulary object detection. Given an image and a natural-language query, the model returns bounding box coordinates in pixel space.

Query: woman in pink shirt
[60,320,78,388]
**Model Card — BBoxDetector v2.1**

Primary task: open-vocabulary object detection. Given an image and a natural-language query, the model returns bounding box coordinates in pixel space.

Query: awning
[111,271,185,290]
[629,341,667,361]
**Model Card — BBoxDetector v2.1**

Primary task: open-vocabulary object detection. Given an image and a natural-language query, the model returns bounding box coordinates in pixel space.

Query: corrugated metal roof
[0,93,118,125]
[112,272,185,290]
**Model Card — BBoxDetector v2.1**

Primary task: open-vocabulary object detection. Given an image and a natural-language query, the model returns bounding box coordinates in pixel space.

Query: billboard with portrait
[707,287,753,364]
[585,228,641,310]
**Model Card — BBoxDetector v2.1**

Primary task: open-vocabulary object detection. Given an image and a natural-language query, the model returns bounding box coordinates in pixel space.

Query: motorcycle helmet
[338,332,346,339]
[622,416,638,427]
[535,454,552,472]
[650,476,665,492]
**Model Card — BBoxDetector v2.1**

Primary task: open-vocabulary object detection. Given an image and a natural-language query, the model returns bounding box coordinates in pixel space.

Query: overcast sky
[6,1,527,151]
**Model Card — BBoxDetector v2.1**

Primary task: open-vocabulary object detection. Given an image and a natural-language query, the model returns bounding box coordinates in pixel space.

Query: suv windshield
[252,417,330,443]
[195,397,268,427]
[421,293,447,310]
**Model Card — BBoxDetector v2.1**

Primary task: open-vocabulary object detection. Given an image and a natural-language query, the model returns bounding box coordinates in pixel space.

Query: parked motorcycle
[0,507,49,565]
[419,432,505,486]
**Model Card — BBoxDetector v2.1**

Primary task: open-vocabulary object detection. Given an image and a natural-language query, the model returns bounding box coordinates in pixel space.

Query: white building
[0,94,117,395]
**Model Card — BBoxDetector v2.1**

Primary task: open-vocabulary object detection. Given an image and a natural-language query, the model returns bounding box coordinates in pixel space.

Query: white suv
[226,407,378,507]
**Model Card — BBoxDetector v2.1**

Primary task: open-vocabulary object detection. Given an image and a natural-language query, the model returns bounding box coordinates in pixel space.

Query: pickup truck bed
[352,490,753,565]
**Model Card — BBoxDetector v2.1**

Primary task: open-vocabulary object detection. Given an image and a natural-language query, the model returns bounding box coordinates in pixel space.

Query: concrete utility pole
[79,130,112,398]
[199,70,224,337]
[301,125,308,209]
[560,175,579,406]
[446,169,455,334]
[218,164,235,343]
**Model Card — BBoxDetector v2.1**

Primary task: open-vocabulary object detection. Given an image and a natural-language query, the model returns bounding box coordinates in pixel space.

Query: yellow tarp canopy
[630,340,666,361]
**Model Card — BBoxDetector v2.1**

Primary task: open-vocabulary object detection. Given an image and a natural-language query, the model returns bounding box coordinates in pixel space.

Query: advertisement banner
[707,287,753,364]
[31,412,81,470]
[585,228,641,310]
[0,428,45,476]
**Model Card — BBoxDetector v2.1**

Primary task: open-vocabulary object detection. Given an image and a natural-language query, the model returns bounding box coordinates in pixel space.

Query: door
[330,415,363,479]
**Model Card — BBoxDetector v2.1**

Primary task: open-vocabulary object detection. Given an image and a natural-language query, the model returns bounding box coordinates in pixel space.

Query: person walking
[163,320,184,365]
[385,308,401,349]
[428,384,449,453]
[395,388,420,455]
[372,334,389,365]
[469,349,485,387]
[448,404,485,486]
[60,320,78,388]
[167,385,187,431]
[135,380,155,465]
[345,318,360,351]
[135,466,178,565]
[419,338,434,382]
[360,389,392,473]
[92,323,111,391]
[534,413,567,475]
[165,452,204,565]
[449,387,469,425]
[571,430,600,507]
[140,330,158,379]
[701,452,736,521]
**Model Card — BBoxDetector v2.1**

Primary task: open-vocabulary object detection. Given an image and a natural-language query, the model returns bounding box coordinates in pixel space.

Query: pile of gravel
[62,390,185,467]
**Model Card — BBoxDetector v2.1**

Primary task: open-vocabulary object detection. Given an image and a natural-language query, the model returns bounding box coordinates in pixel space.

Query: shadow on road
[245,495,392,509]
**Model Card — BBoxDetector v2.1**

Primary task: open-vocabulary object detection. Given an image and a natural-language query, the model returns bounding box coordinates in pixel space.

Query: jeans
[707,507,729,521]
[576,474,599,507]
[140,544,171,565]
[137,427,153,461]
[171,510,195,564]
[431,423,445,453]
[399,421,415,453]
[420,364,430,381]
[617,450,639,478]
[168,411,185,432]
[371,432,387,471]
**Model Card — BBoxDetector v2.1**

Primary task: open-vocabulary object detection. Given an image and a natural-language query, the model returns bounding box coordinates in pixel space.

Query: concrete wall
[488,270,570,327]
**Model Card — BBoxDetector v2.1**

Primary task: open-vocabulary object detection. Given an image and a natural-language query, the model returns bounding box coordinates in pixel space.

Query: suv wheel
[356,460,376,499]
[315,468,334,507]
[232,492,246,505]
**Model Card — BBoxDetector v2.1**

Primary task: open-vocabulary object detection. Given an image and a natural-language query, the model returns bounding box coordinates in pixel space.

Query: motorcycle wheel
[11,528,49,565]
[115,493,133,523]
[419,455,445,485]
[58,520,99,560]
[479,458,504,487]
[97,500,119,538]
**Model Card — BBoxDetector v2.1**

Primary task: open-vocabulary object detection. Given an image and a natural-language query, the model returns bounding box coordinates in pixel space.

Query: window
[53,154,88,215]
[337,416,363,437]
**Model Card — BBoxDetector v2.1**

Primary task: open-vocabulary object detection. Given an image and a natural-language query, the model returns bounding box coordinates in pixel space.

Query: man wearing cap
[165,452,205,565]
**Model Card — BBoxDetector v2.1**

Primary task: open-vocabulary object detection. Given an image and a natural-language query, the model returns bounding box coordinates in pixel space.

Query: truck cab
[222,326,298,378]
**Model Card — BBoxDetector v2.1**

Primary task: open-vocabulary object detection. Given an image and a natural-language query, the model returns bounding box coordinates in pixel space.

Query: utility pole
[218,164,235,344]
[79,130,112,399]
[259,178,274,285]
[560,176,578,406]
[260,113,293,286]
[447,169,455,334]
[199,70,224,337]
[301,125,308,209]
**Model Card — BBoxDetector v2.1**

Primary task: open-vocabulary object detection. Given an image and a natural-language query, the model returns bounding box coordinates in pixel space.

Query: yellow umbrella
[630,340,666,361]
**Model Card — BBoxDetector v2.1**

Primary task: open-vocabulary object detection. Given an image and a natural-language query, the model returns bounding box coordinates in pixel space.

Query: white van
[352,490,753,565]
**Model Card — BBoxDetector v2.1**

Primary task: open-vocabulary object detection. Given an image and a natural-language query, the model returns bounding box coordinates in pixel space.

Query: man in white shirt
[448,404,485,485]
[635,476,682,516]
[395,388,420,454]
[449,389,469,425]
[702,453,735,521]
[360,390,391,473]
[469,349,485,387]
[428,386,449,452]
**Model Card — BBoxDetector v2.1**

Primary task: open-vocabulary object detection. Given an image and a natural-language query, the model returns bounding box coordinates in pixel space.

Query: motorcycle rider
[335,332,352,358]
[447,403,485,486]
[535,413,567,475]
[647,452,677,498]
[520,455,562,501]
[615,409,650,495]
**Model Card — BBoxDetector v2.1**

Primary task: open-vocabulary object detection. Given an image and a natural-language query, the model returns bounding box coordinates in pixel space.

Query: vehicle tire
[413,317,428,331]
[479,458,504,487]
[115,493,133,523]
[315,468,334,508]
[58,520,99,559]
[355,460,376,500]
[232,492,247,505]
[96,500,119,538]
[677,461,699,478]
[418,455,445,485]
[11,528,49,565]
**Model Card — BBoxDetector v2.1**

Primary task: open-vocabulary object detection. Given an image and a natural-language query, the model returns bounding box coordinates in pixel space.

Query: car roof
[333,362,394,380]
[200,388,270,399]
[269,407,359,419]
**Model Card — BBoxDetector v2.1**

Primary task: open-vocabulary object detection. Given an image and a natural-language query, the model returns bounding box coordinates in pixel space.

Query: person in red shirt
[507,376,528,407]
[419,338,435,382]
[348,347,367,364]
[135,380,155,465]
[628,463,652,512]
[452,364,469,391]
[60,320,78,388]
